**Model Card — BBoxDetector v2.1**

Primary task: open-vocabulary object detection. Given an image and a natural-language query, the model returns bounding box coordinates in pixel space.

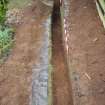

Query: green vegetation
[0,27,14,58]
[96,0,105,28]
[98,0,105,13]
[0,0,8,24]
[0,0,32,60]
[0,0,14,60]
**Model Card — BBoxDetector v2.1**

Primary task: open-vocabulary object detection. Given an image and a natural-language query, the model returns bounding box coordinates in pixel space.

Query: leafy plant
[0,0,8,24]
[0,27,14,58]
[0,0,14,61]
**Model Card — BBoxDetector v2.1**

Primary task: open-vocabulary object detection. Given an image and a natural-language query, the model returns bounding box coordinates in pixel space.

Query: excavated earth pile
[62,0,105,105]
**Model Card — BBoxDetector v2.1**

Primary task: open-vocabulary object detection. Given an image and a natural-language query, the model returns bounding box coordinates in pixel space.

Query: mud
[52,4,73,105]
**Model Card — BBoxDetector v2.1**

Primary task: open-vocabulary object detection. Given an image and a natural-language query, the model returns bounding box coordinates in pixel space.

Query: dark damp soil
[51,4,73,105]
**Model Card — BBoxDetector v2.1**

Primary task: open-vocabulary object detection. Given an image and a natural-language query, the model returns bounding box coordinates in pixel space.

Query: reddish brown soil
[67,0,105,105]
[52,7,73,105]
[0,2,46,105]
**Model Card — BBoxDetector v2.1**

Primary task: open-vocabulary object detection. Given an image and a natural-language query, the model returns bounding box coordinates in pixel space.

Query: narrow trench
[51,2,73,105]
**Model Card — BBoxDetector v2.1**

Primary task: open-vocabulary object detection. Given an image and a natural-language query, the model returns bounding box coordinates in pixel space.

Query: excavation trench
[51,3,73,105]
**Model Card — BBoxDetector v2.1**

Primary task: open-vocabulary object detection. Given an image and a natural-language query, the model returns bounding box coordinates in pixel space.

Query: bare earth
[0,2,46,105]
[66,0,105,105]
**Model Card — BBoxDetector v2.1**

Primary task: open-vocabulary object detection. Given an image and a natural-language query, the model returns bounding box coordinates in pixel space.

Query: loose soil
[67,0,105,105]
[52,6,73,105]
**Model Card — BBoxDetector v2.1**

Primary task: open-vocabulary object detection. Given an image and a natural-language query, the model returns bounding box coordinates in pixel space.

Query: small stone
[78,92,85,97]
[91,60,98,64]
[99,73,103,77]
[83,6,87,9]
[6,9,24,25]
[74,76,78,81]
[98,88,105,94]
[28,3,32,6]
[93,38,98,42]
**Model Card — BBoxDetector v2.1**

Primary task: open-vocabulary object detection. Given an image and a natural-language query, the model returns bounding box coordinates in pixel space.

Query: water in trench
[51,3,73,105]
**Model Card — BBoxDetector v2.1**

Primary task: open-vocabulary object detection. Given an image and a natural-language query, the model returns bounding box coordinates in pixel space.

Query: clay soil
[52,6,73,105]
[0,2,45,105]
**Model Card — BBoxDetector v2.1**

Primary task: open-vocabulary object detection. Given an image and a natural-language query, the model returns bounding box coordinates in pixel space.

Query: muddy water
[52,4,73,105]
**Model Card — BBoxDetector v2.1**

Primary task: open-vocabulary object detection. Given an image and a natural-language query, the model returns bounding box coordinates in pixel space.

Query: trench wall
[31,1,53,105]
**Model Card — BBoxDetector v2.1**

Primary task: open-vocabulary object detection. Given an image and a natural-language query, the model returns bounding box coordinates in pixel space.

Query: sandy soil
[66,0,105,105]
[52,6,73,105]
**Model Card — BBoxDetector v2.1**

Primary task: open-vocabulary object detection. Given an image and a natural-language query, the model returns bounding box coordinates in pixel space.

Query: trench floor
[52,6,73,105]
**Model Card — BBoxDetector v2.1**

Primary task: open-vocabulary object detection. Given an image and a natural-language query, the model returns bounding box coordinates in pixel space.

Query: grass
[0,26,14,61]
[0,0,8,24]
[0,0,14,61]
[0,0,33,62]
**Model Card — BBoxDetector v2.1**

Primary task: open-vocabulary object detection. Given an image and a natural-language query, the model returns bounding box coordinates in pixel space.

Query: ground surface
[0,1,52,104]
[65,0,105,105]
[0,0,105,105]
